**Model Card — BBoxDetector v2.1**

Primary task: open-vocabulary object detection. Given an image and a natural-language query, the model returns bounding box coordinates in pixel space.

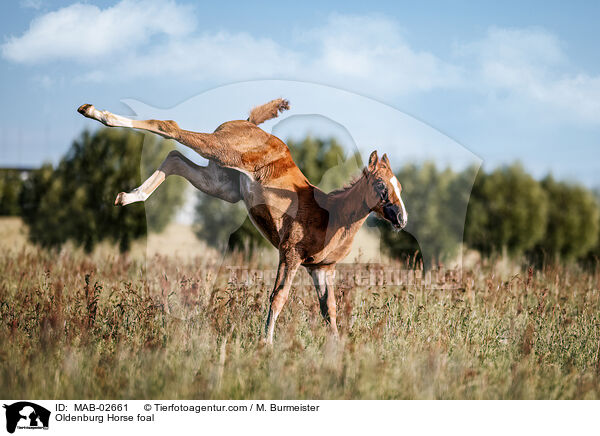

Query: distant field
[2,218,600,399]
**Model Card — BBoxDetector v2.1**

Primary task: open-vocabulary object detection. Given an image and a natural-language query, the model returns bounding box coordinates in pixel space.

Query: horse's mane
[327,167,369,197]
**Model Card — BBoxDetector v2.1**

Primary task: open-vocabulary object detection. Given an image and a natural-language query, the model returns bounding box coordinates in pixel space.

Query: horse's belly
[239,174,294,246]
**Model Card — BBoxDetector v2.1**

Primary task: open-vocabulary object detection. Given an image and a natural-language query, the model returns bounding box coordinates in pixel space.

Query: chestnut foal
[77,99,407,343]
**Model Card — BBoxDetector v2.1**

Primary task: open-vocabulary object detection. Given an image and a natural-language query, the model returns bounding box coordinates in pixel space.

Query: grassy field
[2,218,600,399]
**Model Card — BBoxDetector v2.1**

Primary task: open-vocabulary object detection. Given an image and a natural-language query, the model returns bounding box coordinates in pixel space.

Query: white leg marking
[84,105,133,128]
[115,189,144,206]
[106,112,134,128]
[115,170,165,205]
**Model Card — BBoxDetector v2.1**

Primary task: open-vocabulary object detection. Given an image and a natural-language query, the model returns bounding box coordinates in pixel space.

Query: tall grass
[1,227,600,399]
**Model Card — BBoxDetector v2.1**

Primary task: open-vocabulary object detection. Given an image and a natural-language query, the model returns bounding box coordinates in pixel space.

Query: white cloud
[303,14,462,93]
[3,3,600,123]
[2,0,195,63]
[461,27,565,69]
[1,6,457,97]
[459,27,600,123]
[543,74,600,122]
[107,14,461,95]
[117,31,301,81]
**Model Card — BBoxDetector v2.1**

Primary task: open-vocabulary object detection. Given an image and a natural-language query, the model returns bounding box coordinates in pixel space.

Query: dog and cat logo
[2,402,50,433]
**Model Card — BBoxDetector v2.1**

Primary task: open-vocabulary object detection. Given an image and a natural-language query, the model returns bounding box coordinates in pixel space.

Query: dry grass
[1,218,600,399]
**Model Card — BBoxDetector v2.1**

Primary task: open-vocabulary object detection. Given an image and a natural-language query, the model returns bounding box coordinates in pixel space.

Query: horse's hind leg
[77,104,241,168]
[115,150,241,206]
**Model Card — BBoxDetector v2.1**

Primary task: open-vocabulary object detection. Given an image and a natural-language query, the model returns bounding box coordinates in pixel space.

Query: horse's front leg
[308,266,339,338]
[115,150,241,206]
[264,251,301,344]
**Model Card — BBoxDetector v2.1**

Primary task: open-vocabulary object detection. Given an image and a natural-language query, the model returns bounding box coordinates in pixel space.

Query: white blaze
[389,176,401,199]
[390,176,408,225]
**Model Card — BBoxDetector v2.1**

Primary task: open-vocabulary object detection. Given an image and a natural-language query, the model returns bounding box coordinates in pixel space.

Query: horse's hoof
[115,192,126,206]
[77,104,94,117]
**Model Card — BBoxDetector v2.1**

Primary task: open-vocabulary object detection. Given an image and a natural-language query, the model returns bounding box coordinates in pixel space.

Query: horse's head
[365,150,408,230]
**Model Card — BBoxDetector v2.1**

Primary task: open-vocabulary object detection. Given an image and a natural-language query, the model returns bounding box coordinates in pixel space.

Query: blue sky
[1,0,599,185]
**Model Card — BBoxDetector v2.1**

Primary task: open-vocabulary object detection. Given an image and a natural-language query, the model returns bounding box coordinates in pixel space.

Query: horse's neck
[327,171,371,228]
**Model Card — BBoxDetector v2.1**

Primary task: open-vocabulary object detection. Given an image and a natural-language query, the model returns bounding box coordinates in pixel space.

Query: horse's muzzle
[383,204,407,230]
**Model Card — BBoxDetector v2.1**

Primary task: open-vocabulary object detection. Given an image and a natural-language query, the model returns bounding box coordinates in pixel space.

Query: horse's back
[213,120,270,148]
[212,120,291,172]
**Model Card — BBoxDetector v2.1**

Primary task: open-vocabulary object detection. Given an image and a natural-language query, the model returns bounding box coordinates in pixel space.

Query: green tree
[535,176,599,261]
[465,163,548,256]
[194,136,362,250]
[20,128,185,252]
[0,169,24,216]
[194,195,249,250]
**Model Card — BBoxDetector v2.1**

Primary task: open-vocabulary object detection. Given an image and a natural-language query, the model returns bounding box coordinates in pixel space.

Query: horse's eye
[376,183,388,199]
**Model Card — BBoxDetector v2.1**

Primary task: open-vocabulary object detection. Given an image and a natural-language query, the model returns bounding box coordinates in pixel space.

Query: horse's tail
[248,98,290,125]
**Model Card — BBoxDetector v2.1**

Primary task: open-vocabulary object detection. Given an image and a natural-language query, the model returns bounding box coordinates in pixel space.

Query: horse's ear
[368,150,378,172]
[381,153,391,167]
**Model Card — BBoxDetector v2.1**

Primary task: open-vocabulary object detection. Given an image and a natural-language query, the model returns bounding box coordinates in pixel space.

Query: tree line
[1,128,184,252]
[380,162,600,265]
[1,128,599,265]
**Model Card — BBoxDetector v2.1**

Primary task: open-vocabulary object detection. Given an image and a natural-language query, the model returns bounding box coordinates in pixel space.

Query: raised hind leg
[115,150,241,206]
[77,104,245,169]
